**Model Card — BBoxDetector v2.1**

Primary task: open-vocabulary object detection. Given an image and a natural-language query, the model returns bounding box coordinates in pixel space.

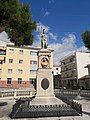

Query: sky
[0,0,90,65]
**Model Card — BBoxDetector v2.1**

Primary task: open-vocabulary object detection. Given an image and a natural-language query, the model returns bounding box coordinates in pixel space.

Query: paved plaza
[0,97,90,120]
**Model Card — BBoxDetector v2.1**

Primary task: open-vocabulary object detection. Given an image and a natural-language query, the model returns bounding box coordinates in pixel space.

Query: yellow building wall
[0,45,38,88]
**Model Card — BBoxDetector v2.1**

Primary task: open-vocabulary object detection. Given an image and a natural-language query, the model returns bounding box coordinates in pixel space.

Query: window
[9,59,13,63]
[61,62,65,65]
[56,68,58,70]
[70,57,74,62]
[0,50,6,55]
[0,69,2,73]
[29,78,35,84]
[19,50,23,54]
[30,51,37,55]
[8,69,12,74]
[18,69,23,74]
[7,78,12,84]
[0,60,3,64]
[9,49,14,53]
[19,59,23,64]
[66,67,69,70]
[30,70,37,74]
[71,71,74,73]
[18,78,22,84]
[70,74,73,77]
[66,74,69,78]
[30,60,37,65]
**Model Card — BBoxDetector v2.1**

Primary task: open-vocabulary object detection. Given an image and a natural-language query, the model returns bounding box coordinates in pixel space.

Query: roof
[60,51,90,62]
[7,44,40,50]
[79,75,90,80]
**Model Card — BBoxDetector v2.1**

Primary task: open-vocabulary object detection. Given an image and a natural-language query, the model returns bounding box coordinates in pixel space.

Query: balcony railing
[61,61,75,67]
[0,50,6,55]
[61,68,76,73]
[0,89,36,98]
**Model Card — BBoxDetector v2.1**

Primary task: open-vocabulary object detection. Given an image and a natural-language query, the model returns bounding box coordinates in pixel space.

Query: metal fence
[10,98,81,118]
[60,96,82,115]
[0,89,90,98]
[0,89,36,98]
[55,89,90,98]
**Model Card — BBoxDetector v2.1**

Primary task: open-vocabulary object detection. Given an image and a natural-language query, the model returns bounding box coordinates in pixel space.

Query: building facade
[0,43,55,89]
[0,44,39,89]
[60,52,90,89]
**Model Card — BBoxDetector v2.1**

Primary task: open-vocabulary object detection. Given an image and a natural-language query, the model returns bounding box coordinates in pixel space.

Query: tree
[0,0,36,46]
[82,30,90,50]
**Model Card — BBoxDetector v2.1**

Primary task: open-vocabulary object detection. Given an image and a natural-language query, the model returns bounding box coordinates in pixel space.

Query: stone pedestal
[36,68,54,98]
[31,48,64,105]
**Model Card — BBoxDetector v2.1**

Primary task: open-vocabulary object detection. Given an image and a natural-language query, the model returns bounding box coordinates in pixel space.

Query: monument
[31,28,63,105]
[10,29,82,118]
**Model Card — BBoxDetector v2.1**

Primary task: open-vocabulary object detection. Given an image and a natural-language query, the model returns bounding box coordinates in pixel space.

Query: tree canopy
[82,30,90,50]
[0,0,36,46]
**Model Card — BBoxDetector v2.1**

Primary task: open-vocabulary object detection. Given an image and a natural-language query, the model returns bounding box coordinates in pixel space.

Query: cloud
[35,22,88,65]
[0,31,10,42]
[48,32,58,40]
[44,11,50,17]
[37,22,50,33]
[77,46,89,52]
[49,0,55,4]
[41,7,50,17]
[49,34,77,65]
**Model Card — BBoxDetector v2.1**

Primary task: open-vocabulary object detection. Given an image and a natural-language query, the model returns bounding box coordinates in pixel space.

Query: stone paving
[0,97,90,120]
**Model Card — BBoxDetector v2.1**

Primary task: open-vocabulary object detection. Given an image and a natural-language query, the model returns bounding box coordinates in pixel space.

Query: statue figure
[41,28,47,49]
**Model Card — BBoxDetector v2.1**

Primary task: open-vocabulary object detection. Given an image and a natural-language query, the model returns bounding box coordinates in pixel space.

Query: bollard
[14,90,17,98]
[30,91,32,98]
[1,92,3,97]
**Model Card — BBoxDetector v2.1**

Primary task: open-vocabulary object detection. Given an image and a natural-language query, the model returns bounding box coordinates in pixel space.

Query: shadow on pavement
[82,111,90,116]
[0,102,7,106]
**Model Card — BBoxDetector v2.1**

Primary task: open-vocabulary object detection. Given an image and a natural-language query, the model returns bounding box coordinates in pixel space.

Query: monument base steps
[31,96,65,105]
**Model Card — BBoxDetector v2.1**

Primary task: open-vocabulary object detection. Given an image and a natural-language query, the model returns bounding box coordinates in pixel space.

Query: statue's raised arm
[41,28,47,49]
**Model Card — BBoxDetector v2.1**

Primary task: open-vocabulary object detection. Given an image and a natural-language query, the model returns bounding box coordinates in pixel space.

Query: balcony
[0,49,6,65]
[0,56,6,68]
[60,55,76,66]
[61,67,76,73]
[61,75,77,80]
[61,70,77,79]
[61,60,75,66]
[0,49,6,55]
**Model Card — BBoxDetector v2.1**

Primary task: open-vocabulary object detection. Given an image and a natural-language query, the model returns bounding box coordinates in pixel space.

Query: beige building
[60,52,90,89]
[0,43,54,89]
[0,44,39,89]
